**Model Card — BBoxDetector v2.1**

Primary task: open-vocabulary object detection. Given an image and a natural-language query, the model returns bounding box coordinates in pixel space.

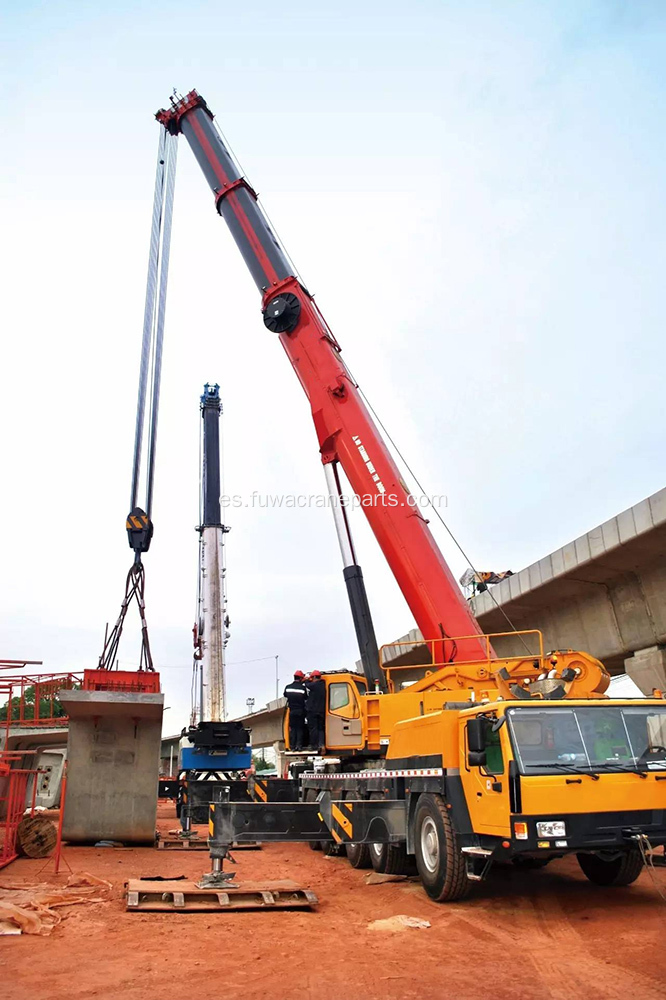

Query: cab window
[329,682,351,712]
[483,718,504,775]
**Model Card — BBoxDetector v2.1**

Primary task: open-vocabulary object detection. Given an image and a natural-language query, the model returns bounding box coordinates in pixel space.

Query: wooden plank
[125,878,317,912]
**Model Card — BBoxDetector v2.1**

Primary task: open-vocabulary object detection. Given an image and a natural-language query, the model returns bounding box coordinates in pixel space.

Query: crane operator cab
[284,671,368,754]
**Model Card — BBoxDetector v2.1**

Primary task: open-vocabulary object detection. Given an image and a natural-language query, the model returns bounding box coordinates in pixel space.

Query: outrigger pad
[125,879,318,911]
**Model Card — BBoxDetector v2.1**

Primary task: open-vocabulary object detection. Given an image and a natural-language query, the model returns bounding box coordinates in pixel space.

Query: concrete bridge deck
[469,487,666,691]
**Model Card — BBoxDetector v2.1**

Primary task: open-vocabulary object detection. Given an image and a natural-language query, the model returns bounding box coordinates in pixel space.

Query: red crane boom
[156,91,487,670]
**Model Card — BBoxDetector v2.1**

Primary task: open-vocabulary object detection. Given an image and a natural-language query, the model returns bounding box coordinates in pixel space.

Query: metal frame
[208,794,408,849]
[0,751,39,870]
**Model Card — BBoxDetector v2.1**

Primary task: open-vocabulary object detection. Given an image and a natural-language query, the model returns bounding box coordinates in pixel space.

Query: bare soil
[2,801,666,1000]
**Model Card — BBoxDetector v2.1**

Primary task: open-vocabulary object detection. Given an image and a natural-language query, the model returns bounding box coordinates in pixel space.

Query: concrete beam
[235,698,286,749]
[59,689,164,844]
[61,689,163,719]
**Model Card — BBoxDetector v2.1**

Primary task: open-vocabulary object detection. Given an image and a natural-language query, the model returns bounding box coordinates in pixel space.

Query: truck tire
[577,850,644,886]
[323,839,345,857]
[413,794,469,901]
[347,841,372,869]
[369,841,411,874]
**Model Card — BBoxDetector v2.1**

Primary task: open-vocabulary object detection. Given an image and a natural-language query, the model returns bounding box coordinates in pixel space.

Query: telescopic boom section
[156,91,487,662]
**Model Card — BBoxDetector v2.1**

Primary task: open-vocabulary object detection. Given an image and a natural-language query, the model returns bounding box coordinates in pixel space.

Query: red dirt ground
[2,801,666,1000]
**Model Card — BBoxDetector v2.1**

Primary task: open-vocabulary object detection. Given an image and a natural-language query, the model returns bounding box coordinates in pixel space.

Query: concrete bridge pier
[624,645,666,696]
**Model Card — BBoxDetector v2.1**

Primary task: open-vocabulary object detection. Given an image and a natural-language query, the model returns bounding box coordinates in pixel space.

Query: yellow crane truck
[156,90,666,900]
[288,640,666,899]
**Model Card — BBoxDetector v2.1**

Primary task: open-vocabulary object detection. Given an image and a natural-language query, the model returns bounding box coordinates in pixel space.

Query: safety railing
[0,751,39,870]
[0,672,83,732]
[378,630,545,688]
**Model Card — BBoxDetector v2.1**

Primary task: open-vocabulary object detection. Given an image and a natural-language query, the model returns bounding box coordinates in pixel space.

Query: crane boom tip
[155,89,211,133]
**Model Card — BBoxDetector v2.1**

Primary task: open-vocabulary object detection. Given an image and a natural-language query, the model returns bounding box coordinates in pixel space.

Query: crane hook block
[126,507,154,554]
[263,293,301,334]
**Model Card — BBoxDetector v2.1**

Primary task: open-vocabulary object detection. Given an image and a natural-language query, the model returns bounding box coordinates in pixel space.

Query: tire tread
[414,794,469,902]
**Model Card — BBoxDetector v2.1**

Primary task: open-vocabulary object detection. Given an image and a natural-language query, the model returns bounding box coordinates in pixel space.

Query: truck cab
[459,698,666,860]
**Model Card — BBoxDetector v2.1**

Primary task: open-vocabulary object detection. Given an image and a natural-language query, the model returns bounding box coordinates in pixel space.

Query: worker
[283,670,307,751]
[303,672,315,748]
[305,670,326,752]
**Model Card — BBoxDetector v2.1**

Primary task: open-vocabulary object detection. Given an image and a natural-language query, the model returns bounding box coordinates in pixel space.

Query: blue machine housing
[180,745,252,771]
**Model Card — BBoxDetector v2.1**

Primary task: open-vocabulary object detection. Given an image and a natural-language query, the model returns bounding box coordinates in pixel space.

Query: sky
[0,0,664,733]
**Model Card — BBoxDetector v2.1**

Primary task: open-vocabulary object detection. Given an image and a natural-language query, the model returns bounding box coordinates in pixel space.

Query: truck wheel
[413,794,469,901]
[369,841,412,874]
[323,840,345,857]
[347,841,372,869]
[577,850,644,886]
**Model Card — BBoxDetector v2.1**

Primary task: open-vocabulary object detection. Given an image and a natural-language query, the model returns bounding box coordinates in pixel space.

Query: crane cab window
[328,682,359,718]
[329,683,351,712]
[483,718,504,775]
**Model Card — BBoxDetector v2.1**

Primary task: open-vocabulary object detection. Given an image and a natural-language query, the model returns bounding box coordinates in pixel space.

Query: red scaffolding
[0,751,38,870]
[0,668,82,731]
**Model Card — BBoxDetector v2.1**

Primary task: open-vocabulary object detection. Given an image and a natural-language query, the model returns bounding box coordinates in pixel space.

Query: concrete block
[60,689,163,844]
[588,526,606,560]
[496,577,513,605]
[601,517,620,550]
[551,547,565,577]
[562,542,578,572]
[617,508,637,544]
[470,591,493,616]
[537,556,554,584]
[528,563,542,590]
[574,534,591,566]
[633,498,653,535]
[640,562,666,643]
[624,646,666,697]
[649,488,666,526]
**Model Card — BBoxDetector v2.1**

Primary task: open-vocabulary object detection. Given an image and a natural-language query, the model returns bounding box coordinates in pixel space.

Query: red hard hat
[294,670,305,679]
[311,670,322,678]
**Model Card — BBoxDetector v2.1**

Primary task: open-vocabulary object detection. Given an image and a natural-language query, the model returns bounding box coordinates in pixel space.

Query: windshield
[506,705,666,774]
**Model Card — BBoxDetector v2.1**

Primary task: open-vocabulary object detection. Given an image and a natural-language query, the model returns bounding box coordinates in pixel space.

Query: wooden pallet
[126,878,318,911]
[155,837,260,851]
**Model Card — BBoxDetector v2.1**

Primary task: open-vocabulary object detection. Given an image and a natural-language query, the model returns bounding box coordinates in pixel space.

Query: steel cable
[131,128,167,511]
[146,133,178,516]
